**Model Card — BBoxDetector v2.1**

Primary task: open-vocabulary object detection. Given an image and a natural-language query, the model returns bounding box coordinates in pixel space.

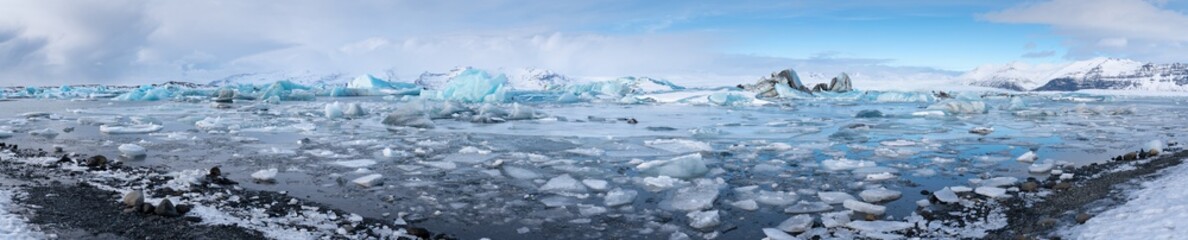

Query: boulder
[827,73,853,92]
[122,191,144,208]
[155,199,180,217]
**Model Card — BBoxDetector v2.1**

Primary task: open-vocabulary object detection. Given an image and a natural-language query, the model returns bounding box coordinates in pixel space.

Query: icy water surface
[0,94,1185,239]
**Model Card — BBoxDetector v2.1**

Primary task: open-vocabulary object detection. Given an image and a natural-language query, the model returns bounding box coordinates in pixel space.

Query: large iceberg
[258,80,315,101]
[115,85,177,101]
[345,74,421,96]
[742,69,811,98]
[552,76,685,100]
[429,69,510,103]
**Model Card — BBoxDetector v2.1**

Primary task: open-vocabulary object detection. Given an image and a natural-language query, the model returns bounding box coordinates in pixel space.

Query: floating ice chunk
[29,128,58,138]
[1029,162,1054,173]
[927,100,988,114]
[642,176,685,191]
[817,191,857,204]
[706,92,753,106]
[969,127,994,135]
[324,102,344,119]
[842,199,885,215]
[0,130,11,138]
[382,104,435,128]
[501,166,541,179]
[668,179,721,211]
[582,179,609,192]
[950,186,973,193]
[1060,173,1074,180]
[540,174,589,193]
[911,110,946,117]
[686,210,721,229]
[731,199,758,211]
[974,187,1008,199]
[879,139,915,147]
[755,190,799,206]
[352,174,383,188]
[418,161,457,170]
[251,168,278,182]
[822,210,853,228]
[644,139,712,153]
[1016,151,1038,162]
[821,158,876,171]
[100,124,164,134]
[784,201,832,214]
[332,159,377,168]
[565,148,605,156]
[846,220,913,233]
[604,188,638,207]
[864,172,897,181]
[777,214,814,233]
[637,154,709,179]
[859,189,902,202]
[343,102,366,117]
[577,204,607,216]
[762,228,798,240]
[540,196,576,207]
[118,144,147,156]
[978,177,1018,188]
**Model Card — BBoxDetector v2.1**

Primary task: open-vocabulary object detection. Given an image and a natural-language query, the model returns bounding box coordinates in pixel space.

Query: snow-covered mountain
[208,71,353,87]
[415,67,572,90]
[962,57,1188,91]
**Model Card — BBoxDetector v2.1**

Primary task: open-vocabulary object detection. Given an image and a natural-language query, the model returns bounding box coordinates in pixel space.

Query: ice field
[0,71,1185,239]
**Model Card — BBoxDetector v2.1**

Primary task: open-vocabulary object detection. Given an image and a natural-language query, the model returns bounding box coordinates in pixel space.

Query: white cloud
[983,0,1188,62]
[0,0,961,87]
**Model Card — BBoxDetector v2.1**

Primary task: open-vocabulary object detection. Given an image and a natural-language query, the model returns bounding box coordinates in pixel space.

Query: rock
[1053,182,1072,191]
[626,118,638,124]
[140,203,155,213]
[1021,182,1039,192]
[176,204,193,215]
[208,167,222,177]
[1123,152,1138,161]
[155,199,179,217]
[85,155,108,168]
[1076,213,1091,224]
[122,191,144,208]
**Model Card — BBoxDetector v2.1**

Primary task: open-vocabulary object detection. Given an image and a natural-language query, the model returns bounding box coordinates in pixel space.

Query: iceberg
[115,85,176,101]
[430,69,509,103]
[742,68,810,98]
[552,76,684,99]
[258,80,315,102]
[345,74,421,96]
[382,103,435,128]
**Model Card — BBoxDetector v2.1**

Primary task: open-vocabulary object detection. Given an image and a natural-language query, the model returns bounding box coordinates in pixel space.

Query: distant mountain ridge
[962,57,1188,91]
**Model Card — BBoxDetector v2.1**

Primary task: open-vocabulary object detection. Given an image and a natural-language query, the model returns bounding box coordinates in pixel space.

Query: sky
[0,0,1186,86]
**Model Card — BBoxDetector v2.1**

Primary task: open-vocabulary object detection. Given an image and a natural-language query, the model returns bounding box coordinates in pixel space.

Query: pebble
[1076,213,1091,224]
[1021,182,1039,192]
[1053,182,1072,191]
